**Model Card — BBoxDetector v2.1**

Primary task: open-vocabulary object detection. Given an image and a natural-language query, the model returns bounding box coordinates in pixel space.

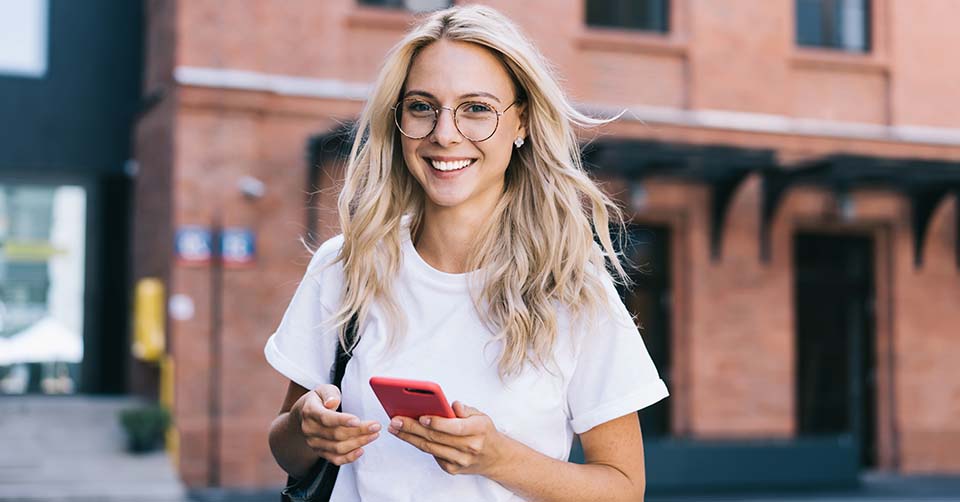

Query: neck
[414,197,499,274]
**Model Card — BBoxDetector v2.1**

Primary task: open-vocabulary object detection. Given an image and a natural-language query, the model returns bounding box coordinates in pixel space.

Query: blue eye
[465,103,492,113]
[407,101,432,112]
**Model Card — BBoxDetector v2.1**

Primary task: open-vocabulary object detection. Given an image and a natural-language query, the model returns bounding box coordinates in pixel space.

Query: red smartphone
[369,376,456,419]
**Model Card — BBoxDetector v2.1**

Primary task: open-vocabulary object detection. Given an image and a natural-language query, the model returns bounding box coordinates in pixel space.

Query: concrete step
[0,396,187,502]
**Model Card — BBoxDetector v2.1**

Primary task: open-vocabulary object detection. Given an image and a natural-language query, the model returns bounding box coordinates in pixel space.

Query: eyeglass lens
[395,99,500,141]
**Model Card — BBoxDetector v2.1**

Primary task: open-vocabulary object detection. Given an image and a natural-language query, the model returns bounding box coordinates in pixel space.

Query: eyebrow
[403,90,503,104]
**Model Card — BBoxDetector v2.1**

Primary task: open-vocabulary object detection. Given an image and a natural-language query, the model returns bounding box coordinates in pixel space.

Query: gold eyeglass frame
[392,97,521,142]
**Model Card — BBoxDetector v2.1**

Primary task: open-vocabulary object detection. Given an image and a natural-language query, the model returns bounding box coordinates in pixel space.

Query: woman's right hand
[291,384,381,466]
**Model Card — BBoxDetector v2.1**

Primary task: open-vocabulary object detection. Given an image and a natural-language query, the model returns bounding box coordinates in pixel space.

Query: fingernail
[347,418,361,427]
[419,416,431,426]
[368,423,381,433]
[390,418,402,429]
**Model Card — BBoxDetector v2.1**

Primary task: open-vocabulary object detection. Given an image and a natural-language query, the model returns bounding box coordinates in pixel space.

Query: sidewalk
[187,472,960,502]
[647,472,960,501]
[0,396,186,502]
[1,397,956,502]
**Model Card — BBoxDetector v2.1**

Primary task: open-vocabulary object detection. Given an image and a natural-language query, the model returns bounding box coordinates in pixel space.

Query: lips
[422,156,478,173]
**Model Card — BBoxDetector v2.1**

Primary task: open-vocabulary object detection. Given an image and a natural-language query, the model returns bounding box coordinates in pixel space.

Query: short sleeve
[566,271,669,434]
[263,235,345,391]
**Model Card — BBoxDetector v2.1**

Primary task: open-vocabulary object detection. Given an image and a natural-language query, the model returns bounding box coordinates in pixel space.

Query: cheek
[479,140,514,173]
[400,139,422,171]
[486,121,521,166]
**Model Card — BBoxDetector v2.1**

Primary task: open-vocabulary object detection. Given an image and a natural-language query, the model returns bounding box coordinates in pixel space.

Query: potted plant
[119,404,171,453]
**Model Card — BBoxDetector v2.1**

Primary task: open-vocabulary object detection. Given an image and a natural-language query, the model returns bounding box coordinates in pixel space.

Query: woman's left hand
[388,401,514,477]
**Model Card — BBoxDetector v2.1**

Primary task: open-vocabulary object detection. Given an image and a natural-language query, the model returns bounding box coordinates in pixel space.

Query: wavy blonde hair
[326,4,631,377]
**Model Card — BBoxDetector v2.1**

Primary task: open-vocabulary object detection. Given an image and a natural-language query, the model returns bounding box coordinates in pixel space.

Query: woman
[265,5,668,501]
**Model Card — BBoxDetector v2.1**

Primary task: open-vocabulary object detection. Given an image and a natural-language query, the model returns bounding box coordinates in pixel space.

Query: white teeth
[429,159,473,172]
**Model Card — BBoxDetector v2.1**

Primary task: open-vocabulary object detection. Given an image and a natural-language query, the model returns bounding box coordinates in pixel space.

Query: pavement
[189,473,960,502]
[188,472,960,502]
[1,396,957,501]
[0,396,186,502]
[645,471,960,501]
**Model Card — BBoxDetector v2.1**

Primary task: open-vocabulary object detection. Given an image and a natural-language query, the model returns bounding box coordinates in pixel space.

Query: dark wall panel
[0,0,143,175]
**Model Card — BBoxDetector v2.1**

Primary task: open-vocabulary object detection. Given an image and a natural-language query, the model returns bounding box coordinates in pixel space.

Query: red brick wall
[168,0,960,128]
[890,0,960,127]
[137,0,960,487]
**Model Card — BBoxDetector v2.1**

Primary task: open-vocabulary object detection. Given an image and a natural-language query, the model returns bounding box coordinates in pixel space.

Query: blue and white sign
[175,226,212,265]
[221,227,256,267]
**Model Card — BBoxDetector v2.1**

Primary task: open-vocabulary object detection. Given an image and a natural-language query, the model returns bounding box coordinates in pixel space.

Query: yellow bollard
[132,278,177,465]
[160,354,179,467]
[132,278,165,362]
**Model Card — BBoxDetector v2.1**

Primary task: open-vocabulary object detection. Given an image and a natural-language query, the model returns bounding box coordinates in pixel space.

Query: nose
[430,106,462,146]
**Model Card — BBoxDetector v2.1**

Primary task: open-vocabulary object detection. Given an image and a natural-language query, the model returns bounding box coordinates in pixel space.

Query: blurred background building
[2,0,959,497]
[0,0,140,395]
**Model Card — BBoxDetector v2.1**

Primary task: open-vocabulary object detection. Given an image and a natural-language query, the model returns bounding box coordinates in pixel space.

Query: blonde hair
[326,4,630,377]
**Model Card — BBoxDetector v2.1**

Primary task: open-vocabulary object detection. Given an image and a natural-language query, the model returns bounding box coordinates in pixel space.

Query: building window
[586,0,669,33]
[0,0,48,78]
[796,0,870,52]
[358,0,452,12]
[0,184,87,395]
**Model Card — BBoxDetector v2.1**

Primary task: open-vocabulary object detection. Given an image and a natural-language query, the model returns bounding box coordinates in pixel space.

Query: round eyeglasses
[393,97,520,142]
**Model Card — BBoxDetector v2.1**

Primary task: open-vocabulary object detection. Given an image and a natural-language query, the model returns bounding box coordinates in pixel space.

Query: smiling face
[398,39,525,216]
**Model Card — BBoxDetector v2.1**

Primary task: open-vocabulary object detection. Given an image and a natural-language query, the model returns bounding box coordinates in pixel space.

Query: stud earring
[514,137,525,149]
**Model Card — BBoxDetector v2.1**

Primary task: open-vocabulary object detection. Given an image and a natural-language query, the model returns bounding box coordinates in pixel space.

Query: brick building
[134,0,960,492]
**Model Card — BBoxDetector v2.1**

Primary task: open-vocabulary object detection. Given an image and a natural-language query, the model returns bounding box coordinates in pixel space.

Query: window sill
[791,48,888,75]
[576,28,686,57]
[345,6,416,30]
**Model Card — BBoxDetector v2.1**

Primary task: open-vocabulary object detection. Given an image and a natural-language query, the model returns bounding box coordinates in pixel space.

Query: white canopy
[0,316,83,365]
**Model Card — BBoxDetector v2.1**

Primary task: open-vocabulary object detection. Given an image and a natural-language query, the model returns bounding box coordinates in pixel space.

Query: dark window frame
[796,0,872,53]
[585,0,670,33]
[357,0,453,11]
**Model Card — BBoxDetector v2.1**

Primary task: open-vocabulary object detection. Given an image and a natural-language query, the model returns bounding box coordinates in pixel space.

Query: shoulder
[299,234,346,311]
[582,250,625,309]
[564,257,636,347]
[303,233,345,284]
[306,233,346,276]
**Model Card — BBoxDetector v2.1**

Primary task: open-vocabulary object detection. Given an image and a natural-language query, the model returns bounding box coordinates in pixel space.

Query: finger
[391,429,471,467]
[316,409,363,428]
[452,401,482,418]
[313,384,342,409]
[310,423,379,442]
[306,431,380,455]
[326,446,365,466]
[313,416,380,435]
[435,457,464,475]
[419,415,472,436]
[391,417,473,451]
[303,417,356,437]
[306,418,379,442]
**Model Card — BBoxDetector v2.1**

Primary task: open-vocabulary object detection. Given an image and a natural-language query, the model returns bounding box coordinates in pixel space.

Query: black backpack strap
[281,313,359,502]
[330,313,358,398]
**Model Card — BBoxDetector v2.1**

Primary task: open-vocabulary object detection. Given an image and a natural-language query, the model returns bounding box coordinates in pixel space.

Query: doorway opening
[618,223,672,438]
[794,232,877,468]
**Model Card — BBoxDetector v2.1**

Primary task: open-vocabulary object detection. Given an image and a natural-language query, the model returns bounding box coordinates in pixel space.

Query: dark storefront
[0,0,142,395]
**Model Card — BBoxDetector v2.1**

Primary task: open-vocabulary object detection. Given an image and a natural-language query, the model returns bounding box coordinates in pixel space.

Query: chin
[425,193,471,208]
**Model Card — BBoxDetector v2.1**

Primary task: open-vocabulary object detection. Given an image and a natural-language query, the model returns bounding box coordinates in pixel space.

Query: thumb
[452,401,482,418]
[313,384,341,410]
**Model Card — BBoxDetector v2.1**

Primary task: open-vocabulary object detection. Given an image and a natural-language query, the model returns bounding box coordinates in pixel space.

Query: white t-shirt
[264,223,669,502]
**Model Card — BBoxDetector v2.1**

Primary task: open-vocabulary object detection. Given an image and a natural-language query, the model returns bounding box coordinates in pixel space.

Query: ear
[516,101,528,140]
